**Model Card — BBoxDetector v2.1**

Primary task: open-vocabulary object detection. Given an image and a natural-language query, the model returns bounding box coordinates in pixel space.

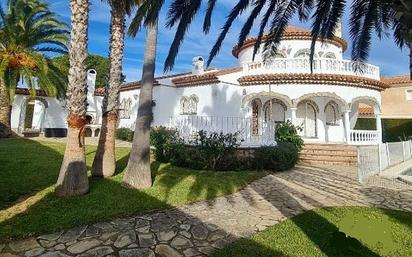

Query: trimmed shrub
[116,127,134,142]
[275,121,304,151]
[254,142,299,171]
[150,127,179,162]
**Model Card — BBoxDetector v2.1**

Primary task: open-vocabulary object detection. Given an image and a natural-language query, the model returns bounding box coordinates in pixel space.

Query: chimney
[192,56,204,75]
[86,69,97,112]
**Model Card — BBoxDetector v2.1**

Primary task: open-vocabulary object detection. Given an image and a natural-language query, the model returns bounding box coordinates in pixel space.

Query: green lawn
[0,138,263,241]
[211,207,412,257]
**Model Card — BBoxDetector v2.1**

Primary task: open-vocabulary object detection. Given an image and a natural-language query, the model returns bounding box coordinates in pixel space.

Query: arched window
[324,52,336,59]
[119,98,132,119]
[180,95,198,115]
[325,101,339,126]
[263,99,286,124]
[294,49,318,58]
[296,100,318,138]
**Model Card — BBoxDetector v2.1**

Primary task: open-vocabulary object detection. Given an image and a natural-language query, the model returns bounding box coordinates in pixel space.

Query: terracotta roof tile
[358,106,374,116]
[238,73,387,91]
[381,75,411,86]
[232,26,347,58]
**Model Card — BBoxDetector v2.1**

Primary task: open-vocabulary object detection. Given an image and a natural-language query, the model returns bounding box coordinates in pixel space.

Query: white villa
[10,26,388,146]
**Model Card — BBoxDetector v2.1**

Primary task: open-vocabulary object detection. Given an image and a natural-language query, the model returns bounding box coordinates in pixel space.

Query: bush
[275,121,304,151]
[254,142,299,171]
[150,127,179,162]
[116,128,134,142]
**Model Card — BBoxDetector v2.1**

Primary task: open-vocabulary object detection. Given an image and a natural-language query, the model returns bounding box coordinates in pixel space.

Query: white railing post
[386,143,391,166]
[378,143,382,173]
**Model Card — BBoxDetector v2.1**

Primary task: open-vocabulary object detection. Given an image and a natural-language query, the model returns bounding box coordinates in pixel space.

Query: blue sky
[10,0,412,82]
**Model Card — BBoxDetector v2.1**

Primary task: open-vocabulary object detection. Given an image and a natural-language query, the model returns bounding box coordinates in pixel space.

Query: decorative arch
[119,97,133,119]
[263,99,287,123]
[241,91,292,108]
[294,48,318,58]
[324,100,340,125]
[251,98,262,135]
[350,96,381,114]
[180,94,199,115]
[292,92,349,111]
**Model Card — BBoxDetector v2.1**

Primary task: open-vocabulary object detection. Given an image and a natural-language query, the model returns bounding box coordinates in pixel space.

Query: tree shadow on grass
[0,138,64,210]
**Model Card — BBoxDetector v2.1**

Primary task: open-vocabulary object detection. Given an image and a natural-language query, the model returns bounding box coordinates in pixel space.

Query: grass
[211,207,412,257]
[0,138,264,241]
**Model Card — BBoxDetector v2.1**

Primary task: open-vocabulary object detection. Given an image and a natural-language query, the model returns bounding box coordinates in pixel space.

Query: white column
[376,113,382,143]
[290,107,297,125]
[344,110,351,143]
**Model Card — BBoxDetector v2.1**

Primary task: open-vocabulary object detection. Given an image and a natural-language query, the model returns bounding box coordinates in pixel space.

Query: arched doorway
[297,100,318,138]
[20,97,48,133]
[251,99,262,135]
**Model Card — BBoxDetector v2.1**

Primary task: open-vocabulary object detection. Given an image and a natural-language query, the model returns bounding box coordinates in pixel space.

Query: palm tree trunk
[409,43,412,80]
[123,21,158,189]
[55,0,89,197]
[92,2,125,178]
[0,78,12,138]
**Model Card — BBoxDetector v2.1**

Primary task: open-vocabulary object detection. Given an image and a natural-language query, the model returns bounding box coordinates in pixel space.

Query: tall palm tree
[122,1,159,189]
[55,0,89,197]
[0,0,69,138]
[92,0,134,178]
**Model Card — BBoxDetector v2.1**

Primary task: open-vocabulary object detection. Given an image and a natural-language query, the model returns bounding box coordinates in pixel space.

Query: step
[303,144,357,151]
[300,149,357,156]
[299,155,357,162]
[299,159,357,167]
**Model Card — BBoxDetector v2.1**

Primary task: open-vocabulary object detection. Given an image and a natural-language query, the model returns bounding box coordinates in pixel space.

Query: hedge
[355,118,412,142]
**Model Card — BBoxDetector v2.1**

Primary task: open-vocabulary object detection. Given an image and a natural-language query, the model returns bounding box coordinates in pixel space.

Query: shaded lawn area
[211,207,412,257]
[0,138,264,241]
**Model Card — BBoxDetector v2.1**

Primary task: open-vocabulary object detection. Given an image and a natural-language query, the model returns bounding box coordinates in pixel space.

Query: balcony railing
[350,130,379,145]
[168,115,276,147]
[242,58,380,80]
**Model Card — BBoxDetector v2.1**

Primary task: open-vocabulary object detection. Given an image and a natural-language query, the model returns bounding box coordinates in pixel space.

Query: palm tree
[55,0,89,197]
[0,0,69,138]
[122,1,159,189]
[92,0,134,178]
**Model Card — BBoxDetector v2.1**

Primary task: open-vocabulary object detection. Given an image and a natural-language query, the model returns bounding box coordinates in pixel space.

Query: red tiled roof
[232,26,348,58]
[238,73,387,91]
[358,106,374,116]
[381,75,411,86]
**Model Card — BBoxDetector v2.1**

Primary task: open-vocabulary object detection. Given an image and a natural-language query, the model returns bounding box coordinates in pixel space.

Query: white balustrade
[242,58,380,80]
[350,130,379,145]
[168,115,276,147]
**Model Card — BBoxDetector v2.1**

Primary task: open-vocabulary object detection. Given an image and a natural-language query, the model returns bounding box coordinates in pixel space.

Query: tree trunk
[123,21,158,189]
[0,78,12,138]
[55,0,89,197]
[92,2,125,178]
[409,43,412,80]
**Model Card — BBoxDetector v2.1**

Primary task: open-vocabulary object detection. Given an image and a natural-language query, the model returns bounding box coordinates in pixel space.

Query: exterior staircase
[299,143,358,166]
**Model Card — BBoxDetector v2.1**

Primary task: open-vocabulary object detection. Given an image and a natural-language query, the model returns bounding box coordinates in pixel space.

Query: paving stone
[211,239,228,249]
[0,244,5,252]
[135,226,150,233]
[9,238,40,252]
[38,252,71,257]
[183,248,201,257]
[138,233,156,247]
[170,236,193,249]
[119,248,155,257]
[179,224,191,231]
[66,239,101,254]
[80,226,100,239]
[53,245,65,251]
[155,244,183,257]
[157,230,177,242]
[197,246,215,255]
[38,240,56,249]
[191,225,209,240]
[38,232,63,242]
[99,232,117,242]
[207,230,226,242]
[77,246,114,257]
[179,231,192,239]
[93,222,115,233]
[113,231,136,248]
[58,226,87,243]
[24,247,45,257]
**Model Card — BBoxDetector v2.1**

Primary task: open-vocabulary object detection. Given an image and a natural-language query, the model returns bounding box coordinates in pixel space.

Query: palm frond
[207,0,251,67]
[203,0,217,33]
[237,0,266,50]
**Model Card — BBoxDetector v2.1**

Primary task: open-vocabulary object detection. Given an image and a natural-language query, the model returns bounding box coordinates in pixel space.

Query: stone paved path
[1,165,411,257]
